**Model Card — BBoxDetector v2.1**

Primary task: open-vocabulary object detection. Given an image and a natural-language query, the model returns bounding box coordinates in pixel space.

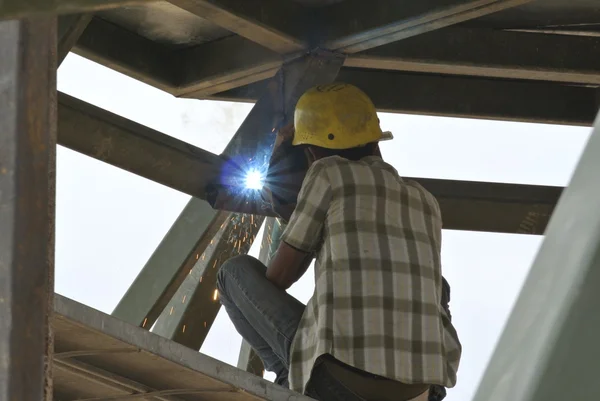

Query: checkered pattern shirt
[281,156,462,394]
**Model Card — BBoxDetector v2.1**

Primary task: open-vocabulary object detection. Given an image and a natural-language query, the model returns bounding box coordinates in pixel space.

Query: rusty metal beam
[73,17,177,93]
[175,35,282,98]
[0,17,57,401]
[344,27,600,86]
[0,0,156,19]
[166,0,306,53]
[319,0,535,52]
[210,69,600,127]
[57,13,92,66]
[178,27,600,98]
[57,92,224,199]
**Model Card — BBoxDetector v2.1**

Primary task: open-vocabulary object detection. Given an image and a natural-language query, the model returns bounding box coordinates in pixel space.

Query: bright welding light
[244,169,264,190]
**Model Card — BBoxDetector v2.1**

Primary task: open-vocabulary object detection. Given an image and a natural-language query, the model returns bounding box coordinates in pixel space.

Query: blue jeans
[217,255,372,400]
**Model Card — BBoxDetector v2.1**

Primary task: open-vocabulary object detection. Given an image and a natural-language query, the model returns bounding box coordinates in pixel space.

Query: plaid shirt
[281,156,462,394]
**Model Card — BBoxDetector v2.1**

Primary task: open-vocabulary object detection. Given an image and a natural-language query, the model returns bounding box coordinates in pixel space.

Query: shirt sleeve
[281,161,331,253]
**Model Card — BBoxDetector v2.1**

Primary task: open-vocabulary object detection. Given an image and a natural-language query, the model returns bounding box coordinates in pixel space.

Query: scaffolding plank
[320,0,535,52]
[212,69,600,127]
[1,0,153,19]
[471,111,600,401]
[166,0,306,53]
[0,17,57,401]
[54,295,314,400]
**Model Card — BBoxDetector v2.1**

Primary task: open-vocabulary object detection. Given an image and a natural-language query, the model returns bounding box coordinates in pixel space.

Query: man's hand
[266,241,313,290]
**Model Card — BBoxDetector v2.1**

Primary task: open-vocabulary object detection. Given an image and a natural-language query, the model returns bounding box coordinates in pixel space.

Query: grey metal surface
[151,214,264,349]
[98,2,231,48]
[0,16,57,401]
[214,69,600,127]
[54,295,315,400]
[0,0,158,19]
[112,199,228,329]
[471,110,600,401]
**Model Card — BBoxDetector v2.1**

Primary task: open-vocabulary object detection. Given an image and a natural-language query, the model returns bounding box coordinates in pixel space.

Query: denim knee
[217,254,259,297]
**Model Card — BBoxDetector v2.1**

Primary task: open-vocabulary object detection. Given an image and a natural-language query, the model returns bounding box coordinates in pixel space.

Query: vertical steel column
[0,17,57,401]
[472,108,600,401]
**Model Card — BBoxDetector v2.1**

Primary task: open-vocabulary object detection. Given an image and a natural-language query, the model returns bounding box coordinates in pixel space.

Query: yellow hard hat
[293,83,384,149]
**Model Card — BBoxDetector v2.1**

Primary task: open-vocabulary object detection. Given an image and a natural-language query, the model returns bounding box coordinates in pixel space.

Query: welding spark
[213,289,219,301]
[244,169,264,190]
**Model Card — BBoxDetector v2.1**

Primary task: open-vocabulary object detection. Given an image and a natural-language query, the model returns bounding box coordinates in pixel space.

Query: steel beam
[57,92,224,200]
[0,0,156,19]
[319,0,535,52]
[344,27,600,86]
[151,214,264,349]
[238,340,265,377]
[471,112,600,401]
[57,13,92,66]
[175,35,283,98]
[177,27,600,98]
[166,0,306,53]
[0,17,57,401]
[413,177,560,235]
[210,69,600,127]
[73,17,177,93]
[112,200,228,328]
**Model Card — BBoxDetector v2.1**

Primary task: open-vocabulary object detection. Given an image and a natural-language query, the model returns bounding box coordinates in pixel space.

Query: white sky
[56,53,592,401]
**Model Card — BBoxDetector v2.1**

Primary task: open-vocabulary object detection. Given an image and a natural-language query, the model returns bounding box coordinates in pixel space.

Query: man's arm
[267,161,331,289]
[266,242,313,290]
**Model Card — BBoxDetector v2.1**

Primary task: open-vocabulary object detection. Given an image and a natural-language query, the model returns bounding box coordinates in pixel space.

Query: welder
[216,83,462,401]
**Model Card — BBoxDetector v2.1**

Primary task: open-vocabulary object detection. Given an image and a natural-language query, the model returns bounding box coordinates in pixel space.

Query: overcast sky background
[56,53,592,401]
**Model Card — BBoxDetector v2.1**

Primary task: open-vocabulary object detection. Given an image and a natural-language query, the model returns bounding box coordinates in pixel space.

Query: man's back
[282,155,461,395]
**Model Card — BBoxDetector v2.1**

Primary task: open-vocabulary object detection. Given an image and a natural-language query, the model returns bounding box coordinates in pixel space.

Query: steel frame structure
[1,0,599,399]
